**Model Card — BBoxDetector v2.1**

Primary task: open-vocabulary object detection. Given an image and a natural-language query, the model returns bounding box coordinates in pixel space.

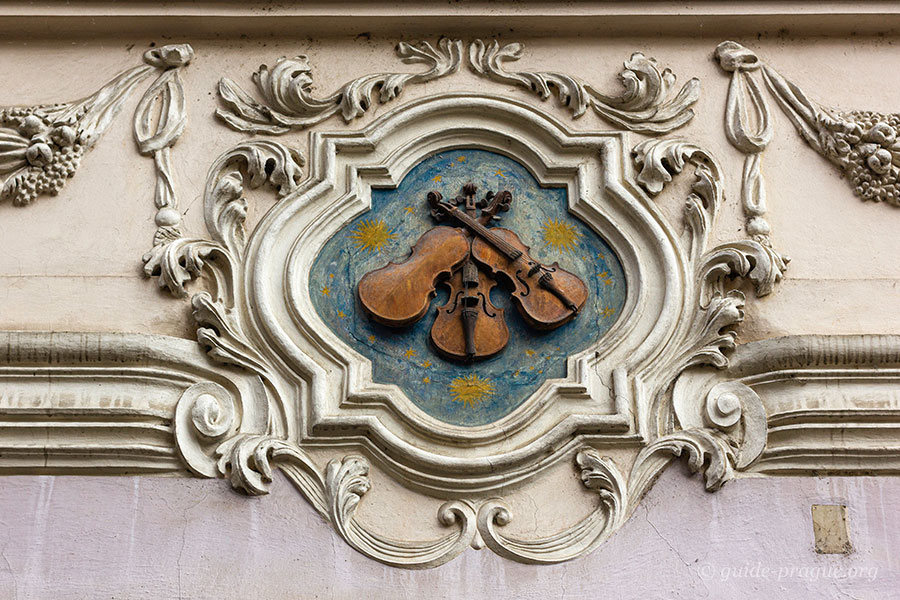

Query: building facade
[1,3,899,597]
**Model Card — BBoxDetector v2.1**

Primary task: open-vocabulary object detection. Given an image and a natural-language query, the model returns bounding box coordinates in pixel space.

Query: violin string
[449,206,523,260]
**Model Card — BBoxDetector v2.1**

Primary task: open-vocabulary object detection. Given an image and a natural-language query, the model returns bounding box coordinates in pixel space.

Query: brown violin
[431,258,508,362]
[357,182,588,364]
[357,226,469,327]
[427,190,588,330]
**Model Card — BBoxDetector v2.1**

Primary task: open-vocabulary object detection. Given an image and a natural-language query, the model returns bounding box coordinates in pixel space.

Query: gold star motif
[525,349,535,356]
[349,219,397,253]
[457,156,466,162]
[421,360,432,368]
[321,286,331,296]
[404,206,415,213]
[367,335,376,343]
[494,169,506,178]
[449,374,495,407]
[432,174,442,182]
[403,348,417,359]
[329,273,335,279]
[337,310,346,319]
[541,218,581,253]
[423,376,431,384]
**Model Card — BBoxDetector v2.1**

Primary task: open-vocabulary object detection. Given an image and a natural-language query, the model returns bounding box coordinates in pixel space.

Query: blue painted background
[309,149,626,426]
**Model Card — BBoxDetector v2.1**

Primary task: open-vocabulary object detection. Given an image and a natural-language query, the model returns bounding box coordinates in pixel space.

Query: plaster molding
[2,3,899,38]
[216,39,464,134]
[148,90,779,481]
[716,40,900,208]
[0,43,192,208]
[141,72,783,563]
[468,40,700,134]
[0,331,265,474]
[8,331,899,566]
[674,335,900,476]
[217,39,699,136]
[2,38,896,569]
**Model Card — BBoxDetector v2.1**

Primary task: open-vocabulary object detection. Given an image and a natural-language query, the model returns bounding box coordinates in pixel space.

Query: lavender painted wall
[3,468,897,599]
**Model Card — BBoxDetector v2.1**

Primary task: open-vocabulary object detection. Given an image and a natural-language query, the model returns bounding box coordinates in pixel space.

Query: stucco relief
[716,40,900,208]
[0,44,192,209]
[0,38,898,570]
[134,39,782,566]
[216,39,700,136]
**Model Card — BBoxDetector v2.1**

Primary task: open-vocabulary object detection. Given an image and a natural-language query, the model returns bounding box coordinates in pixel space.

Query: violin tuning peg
[427,190,447,220]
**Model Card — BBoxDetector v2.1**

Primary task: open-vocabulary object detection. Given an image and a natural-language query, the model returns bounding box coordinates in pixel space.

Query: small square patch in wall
[811,504,852,554]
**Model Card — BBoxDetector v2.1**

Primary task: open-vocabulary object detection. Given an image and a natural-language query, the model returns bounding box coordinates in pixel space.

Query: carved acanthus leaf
[634,429,737,494]
[469,40,700,134]
[204,141,305,257]
[702,239,785,299]
[669,236,785,376]
[632,137,782,454]
[192,292,275,378]
[201,434,478,568]
[141,238,232,298]
[142,139,302,298]
[217,39,464,134]
[633,139,723,263]
[216,39,698,136]
[475,448,626,565]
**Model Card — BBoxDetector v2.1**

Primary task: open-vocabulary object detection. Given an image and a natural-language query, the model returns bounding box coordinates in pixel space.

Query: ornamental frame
[8,36,900,569]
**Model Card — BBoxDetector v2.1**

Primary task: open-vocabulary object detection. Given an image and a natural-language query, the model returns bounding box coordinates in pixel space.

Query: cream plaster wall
[2,3,900,597]
[2,34,899,340]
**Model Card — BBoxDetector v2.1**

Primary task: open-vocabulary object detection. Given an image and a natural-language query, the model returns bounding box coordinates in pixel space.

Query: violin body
[357,182,589,363]
[471,228,589,330]
[431,267,509,361]
[358,226,469,327]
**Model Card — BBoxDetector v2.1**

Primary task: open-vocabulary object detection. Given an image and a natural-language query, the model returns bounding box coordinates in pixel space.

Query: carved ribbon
[715,41,775,244]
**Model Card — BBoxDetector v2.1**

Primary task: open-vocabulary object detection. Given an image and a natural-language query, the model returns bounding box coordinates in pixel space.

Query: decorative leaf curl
[469,40,700,134]
[203,140,305,258]
[217,39,463,134]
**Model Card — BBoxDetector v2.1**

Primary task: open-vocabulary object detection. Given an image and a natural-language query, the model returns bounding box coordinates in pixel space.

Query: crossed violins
[358,183,588,362]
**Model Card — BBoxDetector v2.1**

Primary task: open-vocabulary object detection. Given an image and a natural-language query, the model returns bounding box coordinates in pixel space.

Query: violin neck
[449,206,523,261]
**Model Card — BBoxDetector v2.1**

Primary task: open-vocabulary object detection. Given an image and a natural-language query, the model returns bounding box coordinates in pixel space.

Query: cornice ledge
[1,3,899,37]
[673,334,900,477]
[0,331,268,475]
